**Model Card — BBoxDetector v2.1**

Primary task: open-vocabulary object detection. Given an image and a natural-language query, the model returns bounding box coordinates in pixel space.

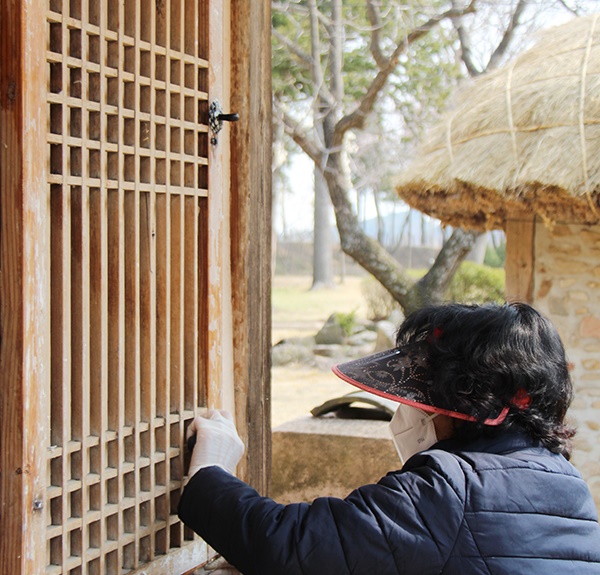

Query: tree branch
[272,1,298,13]
[334,0,478,147]
[329,0,344,105]
[412,228,480,306]
[272,1,336,106]
[452,0,482,76]
[274,104,325,167]
[366,0,387,69]
[487,0,530,70]
[322,157,415,304]
[272,27,312,67]
[555,0,581,15]
[307,0,337,110]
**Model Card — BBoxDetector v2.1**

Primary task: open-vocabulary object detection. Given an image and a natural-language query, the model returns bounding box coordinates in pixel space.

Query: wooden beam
[206,0,234,412]
[0,0,51,573]
[505,212,535,304]
[230,0,272,494]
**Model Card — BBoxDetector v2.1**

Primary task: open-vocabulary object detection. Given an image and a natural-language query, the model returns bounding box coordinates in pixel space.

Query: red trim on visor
[331,364,509,426]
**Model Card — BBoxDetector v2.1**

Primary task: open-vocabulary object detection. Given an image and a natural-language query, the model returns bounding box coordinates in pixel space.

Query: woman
[179,302,600,574]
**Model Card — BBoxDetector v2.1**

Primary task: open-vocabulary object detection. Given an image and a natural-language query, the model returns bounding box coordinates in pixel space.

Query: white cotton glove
[186,410,245,478]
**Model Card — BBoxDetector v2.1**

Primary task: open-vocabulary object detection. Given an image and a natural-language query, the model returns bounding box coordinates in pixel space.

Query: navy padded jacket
[178,432,600,574]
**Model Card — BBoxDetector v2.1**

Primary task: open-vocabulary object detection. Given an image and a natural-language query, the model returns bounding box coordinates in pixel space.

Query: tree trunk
[311,164,335,289]
[465,233,488,264]
[420,212,427,246]
[272,122,286,273]
[322,149,479,314]
[373,190,385,245]
[408,227,480,311]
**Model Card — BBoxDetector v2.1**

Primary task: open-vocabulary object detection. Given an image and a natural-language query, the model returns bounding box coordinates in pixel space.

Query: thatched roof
[395,14,600,231]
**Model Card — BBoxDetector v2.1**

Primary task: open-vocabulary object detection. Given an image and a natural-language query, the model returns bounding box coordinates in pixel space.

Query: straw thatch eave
[395,14,600,231]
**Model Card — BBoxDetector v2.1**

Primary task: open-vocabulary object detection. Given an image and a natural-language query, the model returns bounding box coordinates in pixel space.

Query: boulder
[347,330,377,347]
[373,320,397,351]
[272,343,316,367]
[315,314,347,345]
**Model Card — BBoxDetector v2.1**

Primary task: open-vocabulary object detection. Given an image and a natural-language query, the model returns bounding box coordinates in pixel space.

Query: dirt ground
[271,274,372,428]
[271,365,352,428]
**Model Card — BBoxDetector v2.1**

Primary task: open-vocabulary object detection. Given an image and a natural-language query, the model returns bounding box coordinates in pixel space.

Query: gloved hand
[186,410,245,478]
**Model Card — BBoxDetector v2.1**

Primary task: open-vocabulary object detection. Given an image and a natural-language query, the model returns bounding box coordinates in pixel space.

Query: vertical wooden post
[206,0,234,412]
[230,0,272,493]
[505,211,535,304]
[0,1,51,573]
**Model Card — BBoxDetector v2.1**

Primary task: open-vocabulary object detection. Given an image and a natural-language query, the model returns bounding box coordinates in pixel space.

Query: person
[178,302,600,574]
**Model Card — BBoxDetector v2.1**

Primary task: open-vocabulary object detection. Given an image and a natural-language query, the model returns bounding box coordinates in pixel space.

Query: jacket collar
[433,429,542,455]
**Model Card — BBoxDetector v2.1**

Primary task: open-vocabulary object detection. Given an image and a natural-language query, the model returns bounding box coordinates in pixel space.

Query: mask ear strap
[419,412,439,426]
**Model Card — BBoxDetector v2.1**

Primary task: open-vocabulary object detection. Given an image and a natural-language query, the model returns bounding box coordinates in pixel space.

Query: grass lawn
[272,274,370,343]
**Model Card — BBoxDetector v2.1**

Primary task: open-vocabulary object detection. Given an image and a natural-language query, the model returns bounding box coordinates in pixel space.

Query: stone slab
[270,416,400,503]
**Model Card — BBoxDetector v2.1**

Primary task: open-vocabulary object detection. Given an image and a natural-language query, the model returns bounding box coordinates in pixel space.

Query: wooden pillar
[230,0,272,493]
[505,212,535,304]
[0,1,51,573]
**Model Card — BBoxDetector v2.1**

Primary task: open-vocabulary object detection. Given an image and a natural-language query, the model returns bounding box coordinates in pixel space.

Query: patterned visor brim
[332,341,508,426]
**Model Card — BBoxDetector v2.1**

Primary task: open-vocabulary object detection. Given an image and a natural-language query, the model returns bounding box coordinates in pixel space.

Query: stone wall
[533,222,600,508]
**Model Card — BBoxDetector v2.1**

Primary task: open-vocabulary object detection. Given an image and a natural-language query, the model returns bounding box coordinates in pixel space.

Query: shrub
[484,241,506,268]
[445,261,505,304]
[334,310,358,336]
[361,262,505,320]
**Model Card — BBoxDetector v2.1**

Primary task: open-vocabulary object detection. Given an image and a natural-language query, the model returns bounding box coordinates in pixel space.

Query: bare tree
[272,0,584,313]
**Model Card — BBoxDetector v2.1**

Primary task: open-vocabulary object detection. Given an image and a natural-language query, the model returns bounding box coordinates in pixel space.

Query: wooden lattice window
[2,2,270,573]
[45,1,213,572]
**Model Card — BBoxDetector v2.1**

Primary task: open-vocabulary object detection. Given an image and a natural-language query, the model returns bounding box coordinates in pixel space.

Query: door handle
[217,112,240,123]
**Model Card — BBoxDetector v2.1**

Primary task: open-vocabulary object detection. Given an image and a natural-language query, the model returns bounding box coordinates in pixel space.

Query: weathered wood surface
[505,212,535,303]
[0,1,50,573]
[230,0,273,495]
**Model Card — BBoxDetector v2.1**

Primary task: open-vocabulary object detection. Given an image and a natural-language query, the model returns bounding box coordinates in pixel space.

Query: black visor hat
[332,340,509,426]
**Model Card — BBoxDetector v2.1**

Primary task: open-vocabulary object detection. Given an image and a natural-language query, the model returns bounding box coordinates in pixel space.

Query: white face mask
[389,404,438,466]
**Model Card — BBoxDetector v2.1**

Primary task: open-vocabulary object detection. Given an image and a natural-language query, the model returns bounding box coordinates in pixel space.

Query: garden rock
[315,314,347,345]
[272,343,316,367]
[373,320,396,352]
[347,330,377,347]
[313,344,347,358]
[273,314,400,368]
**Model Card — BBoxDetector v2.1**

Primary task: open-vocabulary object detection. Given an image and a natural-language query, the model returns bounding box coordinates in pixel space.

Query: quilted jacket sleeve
[178,456,466,575]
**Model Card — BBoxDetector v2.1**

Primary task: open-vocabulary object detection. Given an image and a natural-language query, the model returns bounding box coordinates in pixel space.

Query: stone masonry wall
[533,222,600,509]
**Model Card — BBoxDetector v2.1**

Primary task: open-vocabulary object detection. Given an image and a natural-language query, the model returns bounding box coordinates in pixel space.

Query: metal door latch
[208,100,239,145]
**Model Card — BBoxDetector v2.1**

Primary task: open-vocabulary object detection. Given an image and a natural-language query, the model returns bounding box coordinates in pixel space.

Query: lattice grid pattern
[46,1,210,572]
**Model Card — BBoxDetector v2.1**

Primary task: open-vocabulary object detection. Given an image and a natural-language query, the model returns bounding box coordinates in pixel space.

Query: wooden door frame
[229,0,272,494]
[0,1,51,573]
[206,0,234,412]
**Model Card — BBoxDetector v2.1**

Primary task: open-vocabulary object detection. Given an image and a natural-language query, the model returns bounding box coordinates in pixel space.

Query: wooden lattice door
[1,1,238,574]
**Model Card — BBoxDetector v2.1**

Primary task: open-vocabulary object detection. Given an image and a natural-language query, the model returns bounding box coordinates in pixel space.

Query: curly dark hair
[395,302,576,459]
